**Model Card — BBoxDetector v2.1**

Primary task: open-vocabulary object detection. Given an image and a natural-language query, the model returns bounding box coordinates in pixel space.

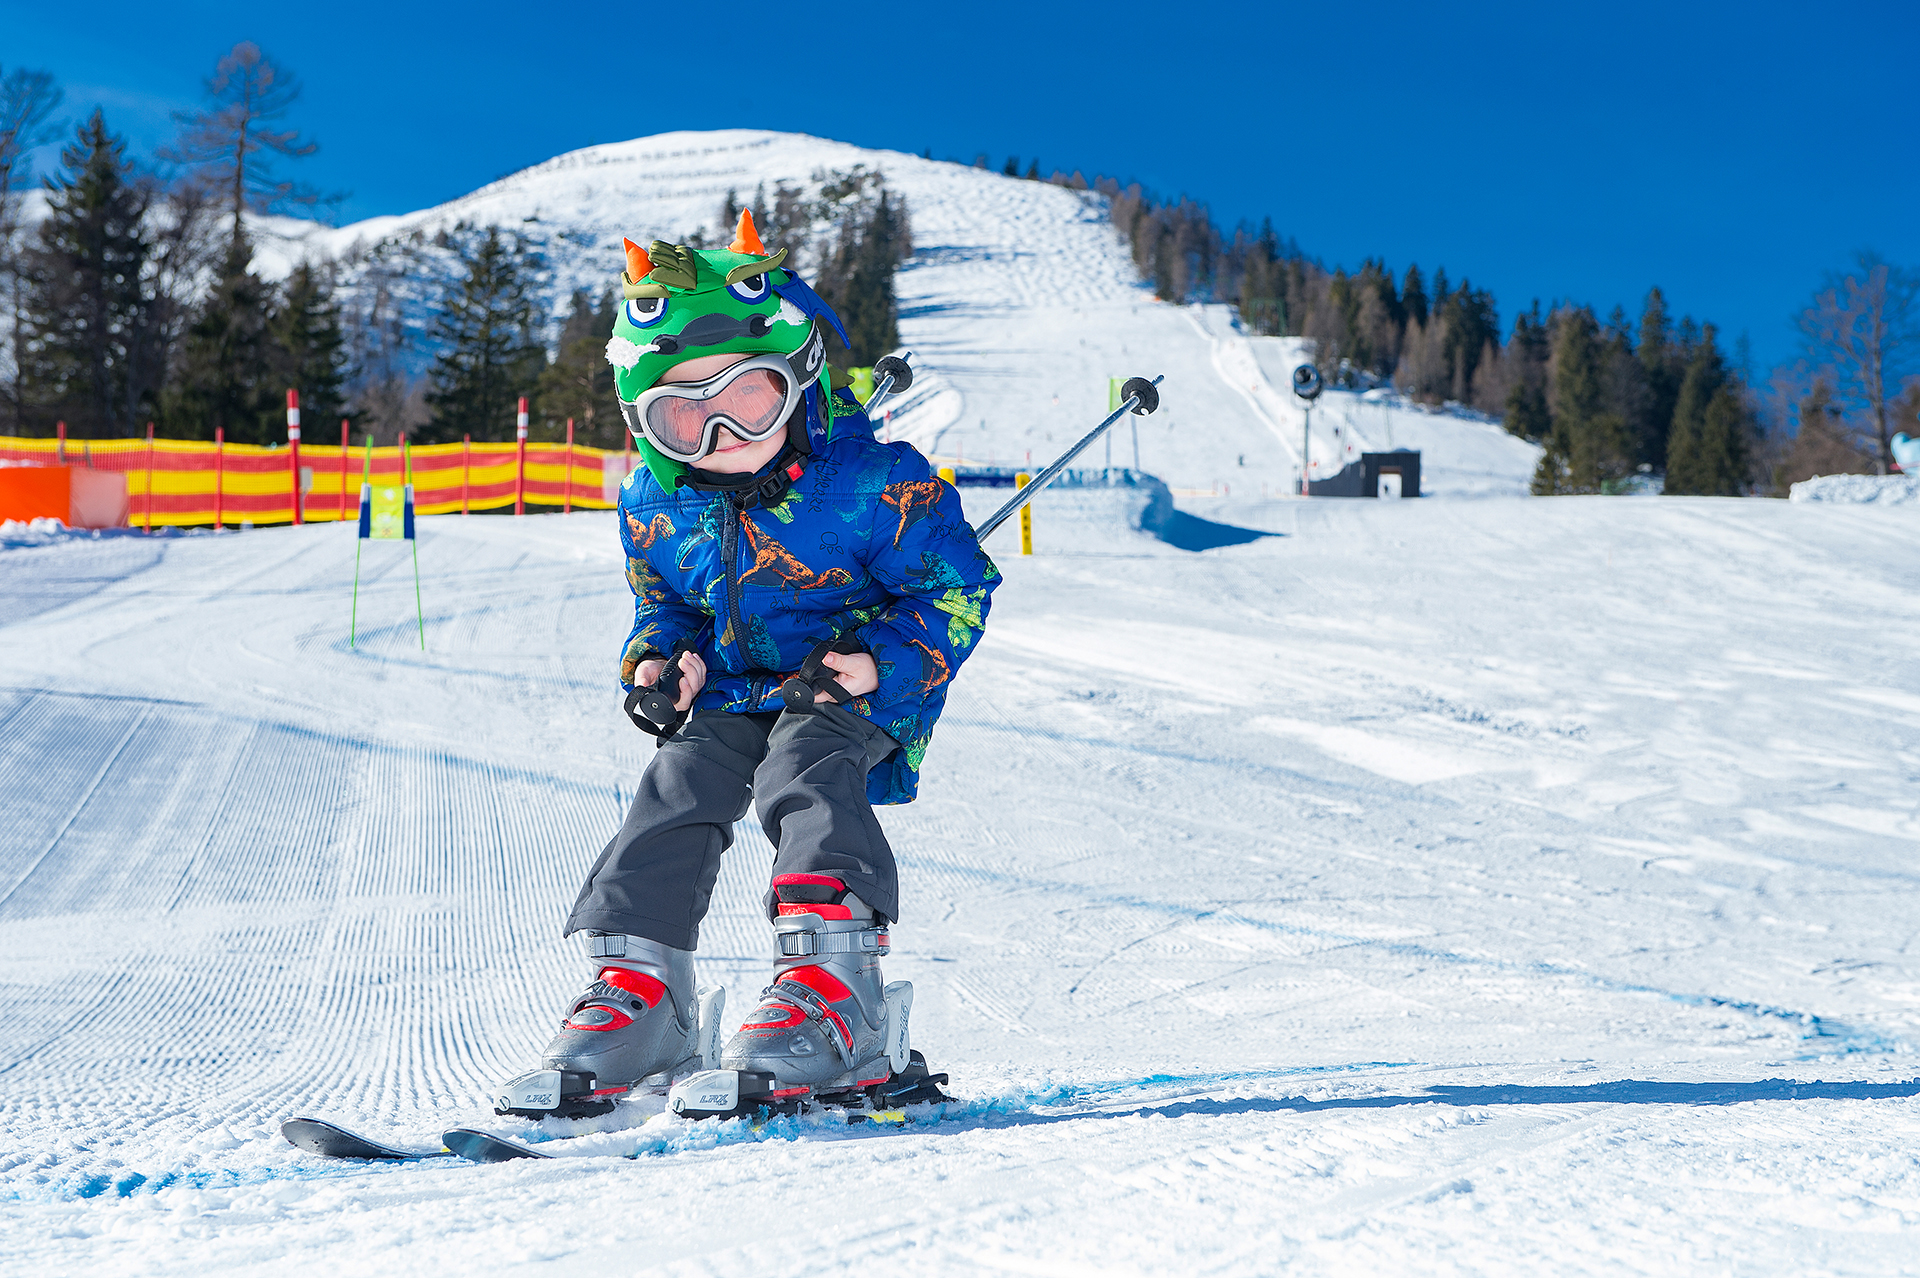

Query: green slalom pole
[350,435,371,648]
[407,439,425,650]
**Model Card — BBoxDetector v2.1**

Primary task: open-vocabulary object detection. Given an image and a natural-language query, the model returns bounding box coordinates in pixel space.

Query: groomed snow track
[6,488,1920,1274]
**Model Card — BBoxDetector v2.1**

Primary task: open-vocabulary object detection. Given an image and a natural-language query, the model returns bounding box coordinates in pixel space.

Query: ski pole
[973,375,1162,541]
[861,351,914,418]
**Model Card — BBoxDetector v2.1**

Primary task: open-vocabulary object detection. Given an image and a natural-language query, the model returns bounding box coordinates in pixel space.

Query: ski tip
[443,1127,553,1163]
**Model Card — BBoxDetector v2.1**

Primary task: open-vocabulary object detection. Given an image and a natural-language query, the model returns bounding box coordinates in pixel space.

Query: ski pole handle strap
[624,638,696,741]
[780,636,866,711]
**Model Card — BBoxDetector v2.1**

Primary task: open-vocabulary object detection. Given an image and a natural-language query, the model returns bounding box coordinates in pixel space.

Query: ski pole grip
[781,637,865,711]
[632,658,683,726]
[624,640,695,739]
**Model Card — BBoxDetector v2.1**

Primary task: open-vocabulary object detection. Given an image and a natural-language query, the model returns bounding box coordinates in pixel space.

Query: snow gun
[972,375,1163,542]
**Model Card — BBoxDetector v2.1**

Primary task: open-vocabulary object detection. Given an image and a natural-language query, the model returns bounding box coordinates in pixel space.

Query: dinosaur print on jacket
[738,519,855,596]
[615,389,999,805]
[879,479,947,550]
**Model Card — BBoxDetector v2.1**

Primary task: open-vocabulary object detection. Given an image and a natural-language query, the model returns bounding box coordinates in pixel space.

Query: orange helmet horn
[728,208,767,257]
[623,237,653,282]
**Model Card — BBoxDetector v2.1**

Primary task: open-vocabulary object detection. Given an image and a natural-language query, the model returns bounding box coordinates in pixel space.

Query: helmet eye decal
[626,296,669,328]
[726,273,769,304]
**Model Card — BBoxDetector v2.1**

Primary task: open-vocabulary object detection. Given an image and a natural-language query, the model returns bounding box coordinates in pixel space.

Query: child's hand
[635,651,707,713]
[817,650,878,703]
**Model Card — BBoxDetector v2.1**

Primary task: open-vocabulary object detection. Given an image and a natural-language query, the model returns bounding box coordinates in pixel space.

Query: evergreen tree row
[707,167,913,372]
[1,91,912,452]
[999,157,1761,495]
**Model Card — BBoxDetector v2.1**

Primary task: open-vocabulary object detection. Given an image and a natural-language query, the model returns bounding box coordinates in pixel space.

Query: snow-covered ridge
[18,127,1539,496]
[242,129,1539,494]
[1789,473,1920,504]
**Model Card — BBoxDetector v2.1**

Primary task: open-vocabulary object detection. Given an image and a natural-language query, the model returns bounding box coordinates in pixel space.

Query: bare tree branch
[159,42,343,247]
[1797,250,1920,473]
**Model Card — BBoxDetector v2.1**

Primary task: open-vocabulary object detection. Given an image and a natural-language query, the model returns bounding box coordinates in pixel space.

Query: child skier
[499,212,998,1118]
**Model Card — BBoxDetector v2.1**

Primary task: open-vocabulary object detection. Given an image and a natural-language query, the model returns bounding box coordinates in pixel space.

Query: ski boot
[668,874,949,1119]
[496,933,724,1119]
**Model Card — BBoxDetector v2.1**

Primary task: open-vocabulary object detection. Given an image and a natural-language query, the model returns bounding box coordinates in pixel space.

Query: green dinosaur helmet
[606,210,845,405]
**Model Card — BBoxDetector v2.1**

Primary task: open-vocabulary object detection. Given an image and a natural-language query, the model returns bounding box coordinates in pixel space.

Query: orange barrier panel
[0,436,639,527]
[0,465,70,522]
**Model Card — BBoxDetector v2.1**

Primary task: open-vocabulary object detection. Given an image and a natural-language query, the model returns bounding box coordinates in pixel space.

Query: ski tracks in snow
[8,499,1920,1272]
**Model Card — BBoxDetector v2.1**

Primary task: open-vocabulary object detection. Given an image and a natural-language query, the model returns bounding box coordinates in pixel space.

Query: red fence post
[564,417,574,515]
[287,388,303,525]
[515,396,528,516]
[56,420,66,464]
[462,434,471,515]
[144,421,155,532]
[339,419,350,521]
[214,427,225,529]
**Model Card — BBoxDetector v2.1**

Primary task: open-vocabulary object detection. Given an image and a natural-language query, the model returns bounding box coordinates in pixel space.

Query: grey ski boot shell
[541,933,700,1087]
[719,898,902,1094]
[498,934,726,1118]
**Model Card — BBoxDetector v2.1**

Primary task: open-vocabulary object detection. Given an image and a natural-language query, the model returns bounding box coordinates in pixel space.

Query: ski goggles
[620,349,815,464]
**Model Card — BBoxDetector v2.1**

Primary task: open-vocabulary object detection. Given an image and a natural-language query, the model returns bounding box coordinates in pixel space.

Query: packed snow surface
[4,129,1914,1274]
[5,482,1920,1275]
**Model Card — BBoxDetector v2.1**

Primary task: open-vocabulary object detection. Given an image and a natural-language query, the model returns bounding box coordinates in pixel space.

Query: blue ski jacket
[614,388,999,804]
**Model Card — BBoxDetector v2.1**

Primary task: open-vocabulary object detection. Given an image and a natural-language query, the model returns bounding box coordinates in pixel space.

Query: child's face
[661,352,790,475]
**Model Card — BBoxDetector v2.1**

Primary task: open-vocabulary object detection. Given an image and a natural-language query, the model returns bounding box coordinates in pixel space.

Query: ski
[438,1103,930,1164]
[283,1054,952,1163]
[280,1117,452,1161]
[443,1127,553,1162]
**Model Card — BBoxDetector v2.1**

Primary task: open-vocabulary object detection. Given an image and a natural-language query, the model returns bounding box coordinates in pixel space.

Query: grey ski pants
[564,704,900,951]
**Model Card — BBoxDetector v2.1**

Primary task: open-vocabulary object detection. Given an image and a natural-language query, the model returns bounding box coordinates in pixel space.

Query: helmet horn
[623,237,654,283]
[728,209,767,257]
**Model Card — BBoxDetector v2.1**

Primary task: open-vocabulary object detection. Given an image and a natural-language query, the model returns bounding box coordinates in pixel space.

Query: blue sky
[6,0,1916,377]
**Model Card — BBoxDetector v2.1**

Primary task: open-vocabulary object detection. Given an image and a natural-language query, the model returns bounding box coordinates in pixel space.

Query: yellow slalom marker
[1015,472,1032,555]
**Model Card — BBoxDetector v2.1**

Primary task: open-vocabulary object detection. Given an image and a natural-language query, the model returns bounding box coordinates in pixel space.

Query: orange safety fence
[0,435,640,527]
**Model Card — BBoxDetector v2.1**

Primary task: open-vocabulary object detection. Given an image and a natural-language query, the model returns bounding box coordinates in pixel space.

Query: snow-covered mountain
[251,129,1539,498]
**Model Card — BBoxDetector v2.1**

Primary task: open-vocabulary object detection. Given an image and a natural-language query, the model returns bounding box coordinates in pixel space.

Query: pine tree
[1664,327,1727,495]
[167,237,279,442]
[1505,379,1549,440]
[1500,302,1551,439]
[423,226,548,444]
[269,261,348,432]
[1024,159,1040,180]
[536,289,619,447]
[1439,281,1498,402]
[17,111,158,436]
[2,66,66,430]
[1637,287,1682,470]
[816,186,910,368]
[1774,378,1872,490]
[1401,264,1428,329]
[1689,387,1751,496]
[1598,307,1649,468]
[1002,156,1020,177]
[1532,308,1628,494]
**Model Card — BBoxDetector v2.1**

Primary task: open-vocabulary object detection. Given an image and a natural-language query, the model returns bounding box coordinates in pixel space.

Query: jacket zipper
[720,494,749,663]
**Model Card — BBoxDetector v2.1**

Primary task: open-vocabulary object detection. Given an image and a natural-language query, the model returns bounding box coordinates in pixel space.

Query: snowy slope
[235,128,1538,498]
[5,484,1920,1274]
